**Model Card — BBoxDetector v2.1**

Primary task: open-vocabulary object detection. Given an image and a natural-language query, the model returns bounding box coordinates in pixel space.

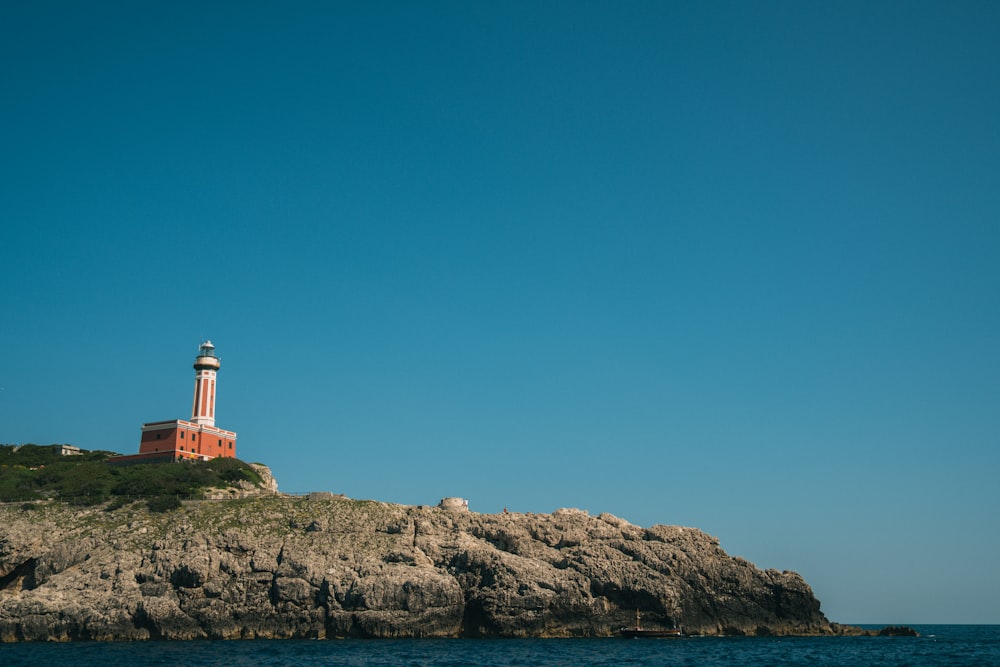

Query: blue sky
[2,1,998,624]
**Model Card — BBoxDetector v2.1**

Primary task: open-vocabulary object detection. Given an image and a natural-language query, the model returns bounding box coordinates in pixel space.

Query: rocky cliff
[0,489,846,641]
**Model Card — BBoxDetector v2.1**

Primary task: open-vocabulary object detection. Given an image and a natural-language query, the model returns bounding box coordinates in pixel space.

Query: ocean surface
[1,626,997,667]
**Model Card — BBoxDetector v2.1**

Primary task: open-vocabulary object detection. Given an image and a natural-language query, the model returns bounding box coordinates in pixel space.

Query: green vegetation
[146,495,183,513]
[0,444,263,505]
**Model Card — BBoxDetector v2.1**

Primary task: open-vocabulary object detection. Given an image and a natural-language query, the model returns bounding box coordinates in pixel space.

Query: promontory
[0,465,862,641]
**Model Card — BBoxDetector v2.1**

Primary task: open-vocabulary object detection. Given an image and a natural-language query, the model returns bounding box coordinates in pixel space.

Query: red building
[111,341,237,464]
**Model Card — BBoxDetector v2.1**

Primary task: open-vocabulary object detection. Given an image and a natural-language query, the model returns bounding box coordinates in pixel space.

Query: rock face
[0,496,839,641]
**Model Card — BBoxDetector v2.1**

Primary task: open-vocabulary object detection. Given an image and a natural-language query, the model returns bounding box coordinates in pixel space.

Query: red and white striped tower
[191,341,221,427]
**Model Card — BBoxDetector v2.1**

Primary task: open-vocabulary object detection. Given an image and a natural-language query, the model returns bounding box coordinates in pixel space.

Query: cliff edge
[0,489,849,641]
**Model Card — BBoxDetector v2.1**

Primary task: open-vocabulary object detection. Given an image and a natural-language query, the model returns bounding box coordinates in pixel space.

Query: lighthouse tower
[112,341,238,464]
[191,341,220,426]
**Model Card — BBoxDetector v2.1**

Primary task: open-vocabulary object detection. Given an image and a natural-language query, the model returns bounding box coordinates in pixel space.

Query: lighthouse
[111,341,238,464]
[191,341,220,426]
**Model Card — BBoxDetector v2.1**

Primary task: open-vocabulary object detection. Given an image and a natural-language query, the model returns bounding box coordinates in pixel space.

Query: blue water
[0,626,996,667]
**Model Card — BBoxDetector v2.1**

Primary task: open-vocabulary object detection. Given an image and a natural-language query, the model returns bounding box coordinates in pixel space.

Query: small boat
[619,610,683,638]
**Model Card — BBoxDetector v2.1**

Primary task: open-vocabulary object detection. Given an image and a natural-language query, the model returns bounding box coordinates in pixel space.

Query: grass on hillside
[0,444,263,509]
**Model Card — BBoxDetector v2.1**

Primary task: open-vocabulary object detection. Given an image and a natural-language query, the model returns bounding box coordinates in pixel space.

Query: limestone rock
[0,495,849,641]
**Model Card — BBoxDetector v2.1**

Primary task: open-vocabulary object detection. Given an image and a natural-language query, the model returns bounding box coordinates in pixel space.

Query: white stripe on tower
[192,377,201,418]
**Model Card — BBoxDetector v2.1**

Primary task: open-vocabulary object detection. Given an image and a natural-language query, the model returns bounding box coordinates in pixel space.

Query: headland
[0,452,887,640]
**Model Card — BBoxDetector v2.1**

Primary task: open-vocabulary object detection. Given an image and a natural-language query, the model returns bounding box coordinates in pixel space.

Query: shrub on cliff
[203,456,262,485]
[147,495,183,513]
[0,444,113,467]
[0,445,265,504]
[110,462,218,498]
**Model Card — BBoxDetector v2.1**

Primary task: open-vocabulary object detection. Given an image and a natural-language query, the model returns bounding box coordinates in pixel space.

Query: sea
[0,626,997,667]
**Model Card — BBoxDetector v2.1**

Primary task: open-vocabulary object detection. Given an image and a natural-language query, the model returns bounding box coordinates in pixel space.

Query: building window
[192,433,197,440]
[218,439,222,446]
[228,442,233,449]
[180,432,185,439]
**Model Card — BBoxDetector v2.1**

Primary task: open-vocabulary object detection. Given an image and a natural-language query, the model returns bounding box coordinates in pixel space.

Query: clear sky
[2,1,998,625]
